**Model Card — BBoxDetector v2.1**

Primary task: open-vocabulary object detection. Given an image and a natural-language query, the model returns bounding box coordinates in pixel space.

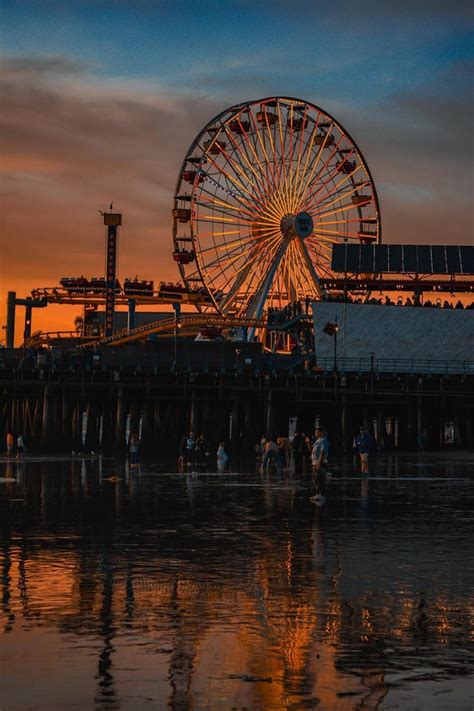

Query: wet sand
[1,452,473,710]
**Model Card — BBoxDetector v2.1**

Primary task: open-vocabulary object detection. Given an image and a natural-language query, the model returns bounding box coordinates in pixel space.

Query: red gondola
[256,110,278,126]
[173,249,195,265]
[182,170,204,185]
[358,232,377,243]
[287,117,307,131]
[203,139,227,154]
[314,133,335,146]
[228,119,251,134]
[336,160,356,174]
[172,208,191,223]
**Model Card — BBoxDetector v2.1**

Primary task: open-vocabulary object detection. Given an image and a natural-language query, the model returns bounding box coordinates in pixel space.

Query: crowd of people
[175,432,230,471]
[256,425,374,501]
[4,432,27,458]
[267,298,312,326]
[266,295,473,329]
[323,293,473,309]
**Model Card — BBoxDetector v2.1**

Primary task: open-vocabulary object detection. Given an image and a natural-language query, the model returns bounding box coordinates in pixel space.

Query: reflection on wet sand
[0,454,473,709]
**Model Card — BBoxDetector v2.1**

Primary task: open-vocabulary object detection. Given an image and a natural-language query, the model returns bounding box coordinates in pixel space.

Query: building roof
[312,302,474,373]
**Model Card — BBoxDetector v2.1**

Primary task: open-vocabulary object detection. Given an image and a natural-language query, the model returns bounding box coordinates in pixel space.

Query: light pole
[333,316,339,374]
[322,318,339,374]
[172,303,181,372]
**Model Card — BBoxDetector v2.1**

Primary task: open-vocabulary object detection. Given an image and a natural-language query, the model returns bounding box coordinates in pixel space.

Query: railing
[1,348,473,377]
[314,356,474,375]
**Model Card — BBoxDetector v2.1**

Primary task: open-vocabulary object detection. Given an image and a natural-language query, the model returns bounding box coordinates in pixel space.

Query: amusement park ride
[8,96,473,350]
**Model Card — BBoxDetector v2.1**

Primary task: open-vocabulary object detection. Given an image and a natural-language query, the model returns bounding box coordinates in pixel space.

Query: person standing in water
[129,433,140,469]
[6,432,14,457]
[17,434,27,458]
[311,427,329,501]
[217,441,229,472]
[355,426,372,474]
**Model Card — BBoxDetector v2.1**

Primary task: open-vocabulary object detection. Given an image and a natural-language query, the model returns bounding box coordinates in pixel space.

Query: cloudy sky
[1,0,473,337]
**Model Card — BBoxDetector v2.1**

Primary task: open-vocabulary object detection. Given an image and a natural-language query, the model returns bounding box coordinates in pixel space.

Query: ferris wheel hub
[280,211,314,240]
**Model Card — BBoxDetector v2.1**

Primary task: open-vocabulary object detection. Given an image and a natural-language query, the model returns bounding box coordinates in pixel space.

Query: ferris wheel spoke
[273,101,291,202]
[211,230,282,276]
[199,229,281,268]
[194,196,257,222]
[275,102,287,193]
[317,216,375,227]
[296,129,344,209]
[223,124,277,207]
[218,236,281,312]
[203,156,262,210]
[289,106,309,213]
[217,146,265,198]
[232,115,274,201]
[285,104,299,211]
[224,233,284,313]
[306,232,339,246]
[301,155,362,212]
[305,175,371,217]
[215,138,281,216]
[301,153,358,209]
[316,199,370,221]
[248,110,286,216]
[291,114,322,210]
[306,242,334,273]
[197,179,281,225]
[293,121,336,206]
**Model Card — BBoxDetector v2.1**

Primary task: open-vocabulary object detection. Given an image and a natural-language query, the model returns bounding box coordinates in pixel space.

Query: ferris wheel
[172,96,381,318]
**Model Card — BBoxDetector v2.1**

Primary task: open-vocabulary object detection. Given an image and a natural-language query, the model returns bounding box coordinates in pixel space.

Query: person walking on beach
[17,434,27,458]
[129,433,140,469]
[311,427,329,501]
[186,432,196,466]
[260,437,282,473]
[178,434,187,467]
[355,426,372,474]
[291,432,305,475]
[217,441,229,472]
[6,432,14,457]
[195,433,208,467]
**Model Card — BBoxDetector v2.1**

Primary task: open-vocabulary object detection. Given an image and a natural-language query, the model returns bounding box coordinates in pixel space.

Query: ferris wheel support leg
[219,257,258,314]
[297,237,323,299]
[246,239,289,340]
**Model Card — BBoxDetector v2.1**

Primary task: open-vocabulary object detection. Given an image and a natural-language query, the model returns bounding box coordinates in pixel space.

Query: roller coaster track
[30,287,211,306]
[78,314,265,348]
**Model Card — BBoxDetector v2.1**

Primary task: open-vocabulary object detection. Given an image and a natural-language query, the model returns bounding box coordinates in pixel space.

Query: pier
[1,341,472,454]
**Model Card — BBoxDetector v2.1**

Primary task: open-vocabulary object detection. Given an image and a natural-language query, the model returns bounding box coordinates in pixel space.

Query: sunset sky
[1,0,473,341]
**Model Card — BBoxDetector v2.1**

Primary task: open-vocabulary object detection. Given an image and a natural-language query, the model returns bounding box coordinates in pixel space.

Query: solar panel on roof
[460,246,474,275]
[345,245,360,273]
[446,245,461,274]
[374,244,389,272]
[360,244,374,272]
[417,246,431,273]
[389,245,403,272]
[403,245,417,272]
[331,244,347,272]
[331,243,473,275]
[431,246,447,274]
